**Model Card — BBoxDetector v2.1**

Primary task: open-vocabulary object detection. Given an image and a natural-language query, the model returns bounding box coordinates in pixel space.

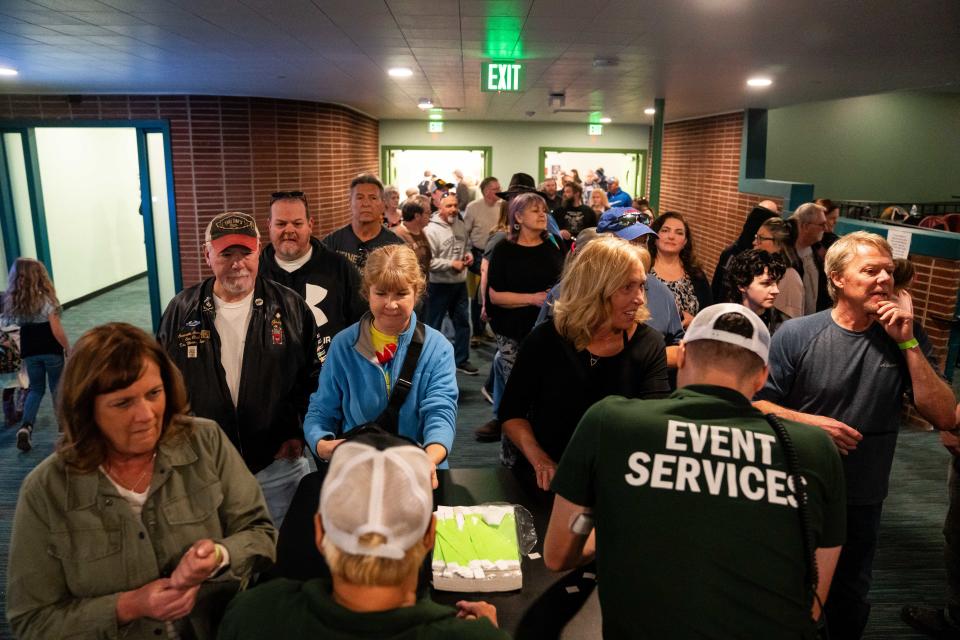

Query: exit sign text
[428,121,444,133]
[482,62,524,92]
[588,124,603,136]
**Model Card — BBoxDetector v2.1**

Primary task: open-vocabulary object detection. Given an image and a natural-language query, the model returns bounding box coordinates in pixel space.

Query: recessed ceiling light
[599,117,612,124]
[747,77,773,87]
[644,107,656,115]
[0,67,18,77]
[388,67,413,77]
[417,98,433,110]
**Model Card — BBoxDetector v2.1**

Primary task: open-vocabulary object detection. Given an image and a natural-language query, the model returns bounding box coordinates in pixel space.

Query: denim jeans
[254,455,311,529]
[824,502,884,640]
[425,282,471,366]
[493,334,521,468]
[22,353,64,426]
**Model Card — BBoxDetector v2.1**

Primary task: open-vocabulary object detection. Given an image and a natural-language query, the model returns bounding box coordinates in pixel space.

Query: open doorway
[381,146,492,197]
[0,123,181,332]
[540,148,647,200]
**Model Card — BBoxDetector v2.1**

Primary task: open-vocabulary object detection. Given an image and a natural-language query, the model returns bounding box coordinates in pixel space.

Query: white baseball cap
[683,303,771,365]
[319,439,434,560]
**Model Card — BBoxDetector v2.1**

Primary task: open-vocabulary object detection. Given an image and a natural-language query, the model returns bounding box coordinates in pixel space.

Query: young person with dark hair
[725,249,790,335]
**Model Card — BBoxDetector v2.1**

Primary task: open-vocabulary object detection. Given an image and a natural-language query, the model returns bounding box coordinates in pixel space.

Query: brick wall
[905,254,959,373]
[658,112,784,281]
[0,95,379,286]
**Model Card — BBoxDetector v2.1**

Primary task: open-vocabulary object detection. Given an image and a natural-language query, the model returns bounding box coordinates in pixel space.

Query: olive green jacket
[6,418,277,640]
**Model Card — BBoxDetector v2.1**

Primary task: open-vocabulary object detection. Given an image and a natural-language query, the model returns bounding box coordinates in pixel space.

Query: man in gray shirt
[754,231,955,640]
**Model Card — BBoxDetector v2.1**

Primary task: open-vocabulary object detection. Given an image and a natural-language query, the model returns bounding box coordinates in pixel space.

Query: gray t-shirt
[756,309,933,505]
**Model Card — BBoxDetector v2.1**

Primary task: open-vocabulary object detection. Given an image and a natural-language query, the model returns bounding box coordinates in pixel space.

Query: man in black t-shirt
[323,174,404,273]
[551,181,597,241]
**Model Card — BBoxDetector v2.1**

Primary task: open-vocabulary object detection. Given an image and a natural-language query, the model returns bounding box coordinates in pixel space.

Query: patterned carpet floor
[0,277,953,638]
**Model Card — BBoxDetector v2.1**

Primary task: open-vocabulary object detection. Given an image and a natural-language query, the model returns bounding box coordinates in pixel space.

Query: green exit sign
[428,121,444,133]
[482,62,524,92]
[588,124,603,136]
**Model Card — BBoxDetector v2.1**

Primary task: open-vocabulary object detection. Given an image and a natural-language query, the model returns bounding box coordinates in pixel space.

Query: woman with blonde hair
[304,244,458,486]
[1,257,70,451]
[588,187,610,217]
[499,235,669,491]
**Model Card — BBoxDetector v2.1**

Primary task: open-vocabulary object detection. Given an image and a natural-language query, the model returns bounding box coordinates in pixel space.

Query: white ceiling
[0,0,957,123]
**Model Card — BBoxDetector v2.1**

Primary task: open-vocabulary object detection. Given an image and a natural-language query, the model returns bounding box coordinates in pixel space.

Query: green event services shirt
[217,576,510,640]
[551,385,846,640]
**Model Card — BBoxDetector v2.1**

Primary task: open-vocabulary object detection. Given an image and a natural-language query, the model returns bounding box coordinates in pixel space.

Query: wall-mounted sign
[588,124,603,136]
[482,62,524,92]
[428,121,444,133]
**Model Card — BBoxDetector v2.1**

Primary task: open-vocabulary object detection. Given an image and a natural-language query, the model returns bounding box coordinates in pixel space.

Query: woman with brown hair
[753,217,805,318]
[649,212,712,328]
[1,257,70,451]
[6,323,276,640]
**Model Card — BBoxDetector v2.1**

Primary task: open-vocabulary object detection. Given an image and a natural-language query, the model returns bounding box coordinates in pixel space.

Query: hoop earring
[513,223,521,231]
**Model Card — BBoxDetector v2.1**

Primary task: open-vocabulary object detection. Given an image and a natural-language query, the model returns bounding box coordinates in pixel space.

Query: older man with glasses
[793,202,831,315]
[260,190,368,366]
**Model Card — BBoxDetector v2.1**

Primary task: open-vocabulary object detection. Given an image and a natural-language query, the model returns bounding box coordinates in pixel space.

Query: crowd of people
[2,167,958,640]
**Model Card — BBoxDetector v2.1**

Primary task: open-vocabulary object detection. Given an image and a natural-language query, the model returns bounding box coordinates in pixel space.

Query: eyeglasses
[754,234,775,243]
[270,190,308,206]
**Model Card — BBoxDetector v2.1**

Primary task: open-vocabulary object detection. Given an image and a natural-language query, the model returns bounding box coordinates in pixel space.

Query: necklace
[587,329,625,367]
[106,452,157,493]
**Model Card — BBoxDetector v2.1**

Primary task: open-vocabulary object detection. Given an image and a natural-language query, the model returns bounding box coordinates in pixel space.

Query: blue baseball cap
[597,207,657,242]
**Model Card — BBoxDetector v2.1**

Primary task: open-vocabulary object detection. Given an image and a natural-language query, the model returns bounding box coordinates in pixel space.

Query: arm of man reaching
[813,547,841,621]
[752,322,863,454]
[543,494,597,571]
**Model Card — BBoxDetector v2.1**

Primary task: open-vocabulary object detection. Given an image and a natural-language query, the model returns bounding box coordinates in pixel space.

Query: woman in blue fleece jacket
[304,244,458,484]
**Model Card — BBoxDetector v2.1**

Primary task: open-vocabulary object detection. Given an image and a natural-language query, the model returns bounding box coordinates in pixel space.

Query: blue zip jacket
[304,311,458,465]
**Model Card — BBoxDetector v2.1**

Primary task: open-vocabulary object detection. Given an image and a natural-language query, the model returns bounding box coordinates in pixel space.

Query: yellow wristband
[898,338,919,350]
[213,544,223,566]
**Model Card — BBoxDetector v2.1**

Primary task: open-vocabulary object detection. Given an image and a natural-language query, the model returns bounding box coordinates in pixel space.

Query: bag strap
[374,322,426,434]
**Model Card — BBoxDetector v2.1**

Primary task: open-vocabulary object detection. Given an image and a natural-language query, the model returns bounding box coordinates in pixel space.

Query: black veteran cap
[205,211,259,253]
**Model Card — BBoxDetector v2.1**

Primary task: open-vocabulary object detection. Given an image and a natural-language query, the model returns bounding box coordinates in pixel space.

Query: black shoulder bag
[371,321,426,435]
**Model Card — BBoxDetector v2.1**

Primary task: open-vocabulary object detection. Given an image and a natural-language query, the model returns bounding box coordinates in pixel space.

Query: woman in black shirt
[499,235,670,491]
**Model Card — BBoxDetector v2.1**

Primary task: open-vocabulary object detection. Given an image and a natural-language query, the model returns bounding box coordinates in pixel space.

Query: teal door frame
[0,119,182,330]
[0,126,53,275]
[537,147,648,198]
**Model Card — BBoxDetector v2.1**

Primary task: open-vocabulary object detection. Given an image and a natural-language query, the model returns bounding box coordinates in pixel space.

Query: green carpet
[0,280,954,639]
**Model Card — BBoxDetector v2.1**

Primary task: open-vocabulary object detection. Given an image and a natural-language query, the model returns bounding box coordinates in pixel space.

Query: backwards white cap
[319,440,433,560]
[683,303,771,365]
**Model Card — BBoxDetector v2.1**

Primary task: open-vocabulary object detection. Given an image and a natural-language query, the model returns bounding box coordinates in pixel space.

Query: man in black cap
[159,211,320,527]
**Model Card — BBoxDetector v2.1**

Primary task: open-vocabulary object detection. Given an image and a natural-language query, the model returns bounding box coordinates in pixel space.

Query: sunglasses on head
[613,211,652,227]
[270,191,308,205]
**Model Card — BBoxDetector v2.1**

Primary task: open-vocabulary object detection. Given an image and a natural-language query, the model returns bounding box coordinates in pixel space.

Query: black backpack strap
[374,322,426,434]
